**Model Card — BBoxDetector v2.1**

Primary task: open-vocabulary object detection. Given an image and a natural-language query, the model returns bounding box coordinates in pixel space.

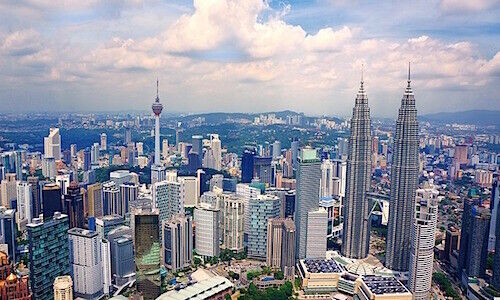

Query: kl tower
[151,79,166,185]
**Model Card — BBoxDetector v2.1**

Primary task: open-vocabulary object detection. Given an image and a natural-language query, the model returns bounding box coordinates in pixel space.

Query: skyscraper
[44,128,61,161]
[241,146,256,183]
[0,207,17,262]
[341,72,372,259]
[194,203,220,258]
[151,80,167,185]
[489,178,499,251]
[101,133,107,151]
[295,148,321,259]
[291,139,299,168]
[87,183,103,218]
[42,183,63,220]
[222,194,245,252]
[27,176,41,218]
[266,218,296,279]
[464,207,490,282]
[408,188,438,300]
[64,182,84,229]
[386,65,419,272]
[248,194,281,260]
[68,228,104,299]
[493,182,500,290]
[153,180,182,225]
[306,208,328,259]
[16,182,32,230]
[107,226,135,287]
[162,214,193,272]
[27,212,70,300]
[132,209,161,299]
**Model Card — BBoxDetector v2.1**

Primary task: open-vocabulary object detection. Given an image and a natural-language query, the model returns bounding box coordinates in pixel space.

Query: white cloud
[0,0,498,115]
[440,0,499,12]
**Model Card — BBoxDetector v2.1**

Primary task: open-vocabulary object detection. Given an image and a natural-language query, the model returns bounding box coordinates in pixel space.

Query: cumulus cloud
[0,0,498,115]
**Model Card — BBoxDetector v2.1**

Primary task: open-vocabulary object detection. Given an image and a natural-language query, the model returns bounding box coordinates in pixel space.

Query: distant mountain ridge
[420,110,500,126]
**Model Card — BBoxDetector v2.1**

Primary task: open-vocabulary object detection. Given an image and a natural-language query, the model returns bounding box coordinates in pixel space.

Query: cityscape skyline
[0,0,499,116]
[0,1,499,300]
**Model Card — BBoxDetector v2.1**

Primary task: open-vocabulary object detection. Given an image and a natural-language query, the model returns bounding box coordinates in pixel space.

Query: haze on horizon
[0,0,499,117]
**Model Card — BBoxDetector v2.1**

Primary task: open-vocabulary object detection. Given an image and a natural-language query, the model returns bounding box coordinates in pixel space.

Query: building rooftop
[68,227,98,238]
[156,276,233,300]
[302,258,344,274]
[361,275,410,295]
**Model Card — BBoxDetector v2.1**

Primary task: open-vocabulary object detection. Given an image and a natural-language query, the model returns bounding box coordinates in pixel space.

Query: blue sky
[0,0,498,117]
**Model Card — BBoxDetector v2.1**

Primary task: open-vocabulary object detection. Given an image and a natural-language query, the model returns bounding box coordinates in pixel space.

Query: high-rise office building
[16,182,32,230]
[493,182,500,290]
[386,66,419,272]
[266,218,296,279]
[458,198,475,276]
[132,209,161,299]
[14,150,23,180]
[87,183,103,218]
[151,80,167,186]
[163,214,193,272]
[42,156,57,178]
[179,176,199,207]
[205,134,222,171]
[291,139,299,168]
[64,182,84,229]
[101,239,112,296]
[153,180,182,225]
[444,225,460,262]
[27,176,41,218]
[295,148,321,259]
[241,146,256,183]
[194,203,220,258]
[42,183,63,220]
[120,182,138,215]
[27,212,70,300]
[83,148,91,172]
[248,194,281,260]
[107,226,135,287]
[253,156,272,186]
[44,128,61,161]
[236,183,261,236]
[306,208,328,259]
[102,181,120,216]
[342,73,372,259]
[272,140,281,159]
[68,228,104,299]
[489,178,499,251]
[408,188,438,300]
[0,207,16,262]
[1,173,17,208]
[464,207,490,282]
[53,275,73,300]
[222,194,244,252]
[96,215,125,239]
[100,133,107,151]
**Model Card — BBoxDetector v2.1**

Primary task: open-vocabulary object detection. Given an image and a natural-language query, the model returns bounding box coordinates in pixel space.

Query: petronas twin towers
[342,64,419,272]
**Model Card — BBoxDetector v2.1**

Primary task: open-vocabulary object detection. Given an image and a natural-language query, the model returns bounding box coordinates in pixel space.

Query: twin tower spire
[342,62,417,261]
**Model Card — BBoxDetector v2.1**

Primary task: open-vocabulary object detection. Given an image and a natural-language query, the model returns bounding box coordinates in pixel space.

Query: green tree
[224,294,232,300]
[274,270,284,280]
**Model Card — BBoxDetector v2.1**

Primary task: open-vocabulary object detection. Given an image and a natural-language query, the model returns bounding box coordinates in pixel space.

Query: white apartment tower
[68,228,104,299]
[408,187,439,300]
[194,203,220,258]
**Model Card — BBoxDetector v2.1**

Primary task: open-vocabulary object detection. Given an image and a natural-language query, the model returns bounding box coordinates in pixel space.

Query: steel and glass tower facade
[341,73,372,259]
[385,65,419,271]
